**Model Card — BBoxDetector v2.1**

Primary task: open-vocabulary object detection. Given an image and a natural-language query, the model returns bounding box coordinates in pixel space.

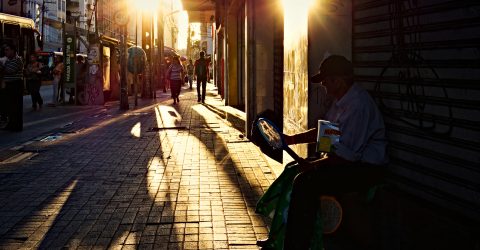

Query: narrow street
[0,83,281,249]
[1,0,478,248]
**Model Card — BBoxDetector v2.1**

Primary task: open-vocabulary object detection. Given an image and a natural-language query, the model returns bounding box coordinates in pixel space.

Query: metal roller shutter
[352,0,480,221]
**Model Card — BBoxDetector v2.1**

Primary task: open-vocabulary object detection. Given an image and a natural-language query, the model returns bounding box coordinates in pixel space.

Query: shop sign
[64,35,76,89]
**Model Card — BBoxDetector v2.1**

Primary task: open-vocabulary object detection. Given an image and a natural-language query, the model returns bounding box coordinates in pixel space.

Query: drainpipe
[224,19,228,105]
[245,0,256,138]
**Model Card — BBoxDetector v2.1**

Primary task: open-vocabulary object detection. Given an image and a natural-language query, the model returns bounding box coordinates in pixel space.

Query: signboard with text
[63,34,76,89]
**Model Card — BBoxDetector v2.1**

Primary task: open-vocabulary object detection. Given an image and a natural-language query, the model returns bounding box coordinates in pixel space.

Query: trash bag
[255,162,299,249]
[256,162,325,250]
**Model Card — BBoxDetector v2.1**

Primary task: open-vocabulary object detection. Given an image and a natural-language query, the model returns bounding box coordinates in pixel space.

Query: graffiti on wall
[77,44,104,105]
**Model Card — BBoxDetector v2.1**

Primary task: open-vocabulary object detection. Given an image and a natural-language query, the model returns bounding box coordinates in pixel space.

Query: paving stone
[0,85,275,249]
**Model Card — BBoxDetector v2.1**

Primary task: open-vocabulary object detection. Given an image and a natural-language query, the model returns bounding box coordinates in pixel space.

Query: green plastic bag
[256,162,324,250]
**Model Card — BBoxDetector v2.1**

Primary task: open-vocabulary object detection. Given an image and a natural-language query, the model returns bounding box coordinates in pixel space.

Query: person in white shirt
[258,55,388,249]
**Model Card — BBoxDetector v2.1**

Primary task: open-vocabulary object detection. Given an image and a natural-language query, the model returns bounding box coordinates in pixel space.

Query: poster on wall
[88,46,100,65]
[78,44,104,105]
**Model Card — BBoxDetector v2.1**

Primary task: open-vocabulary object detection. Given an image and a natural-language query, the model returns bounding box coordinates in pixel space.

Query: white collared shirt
[325,83,388,165]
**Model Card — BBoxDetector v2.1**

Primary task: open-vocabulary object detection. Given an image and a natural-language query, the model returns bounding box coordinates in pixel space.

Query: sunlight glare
[190,23,201,41]
[131,122,142,138]
[282,0,316,48]
[177,11,189,50]
[155,105,182,127]
[135,0,159,13]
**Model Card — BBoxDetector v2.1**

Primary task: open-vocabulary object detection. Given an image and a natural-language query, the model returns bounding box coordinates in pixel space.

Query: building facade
[182,0,480,248]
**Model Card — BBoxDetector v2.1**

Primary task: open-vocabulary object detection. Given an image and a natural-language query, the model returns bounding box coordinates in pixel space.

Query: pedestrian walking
[74,55,87,104]
[166,56,185,105]
[25,54,44,110]
[0,43,24,131]
[194,51,208,103]
[163,58,171,92]
[186,59,194,89]
[49,55,64,106]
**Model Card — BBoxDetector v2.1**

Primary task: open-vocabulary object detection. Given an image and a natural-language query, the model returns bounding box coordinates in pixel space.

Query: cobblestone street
[0,83,281,249]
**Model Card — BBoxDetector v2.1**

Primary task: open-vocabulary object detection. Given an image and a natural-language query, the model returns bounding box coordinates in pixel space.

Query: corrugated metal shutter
[352,0,480,221]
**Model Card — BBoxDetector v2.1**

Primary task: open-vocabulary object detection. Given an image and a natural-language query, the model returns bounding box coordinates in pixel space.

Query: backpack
[195,58,207,79]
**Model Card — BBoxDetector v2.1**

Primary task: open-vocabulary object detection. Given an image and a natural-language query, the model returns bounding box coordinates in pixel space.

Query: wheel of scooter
[320,195,343,234]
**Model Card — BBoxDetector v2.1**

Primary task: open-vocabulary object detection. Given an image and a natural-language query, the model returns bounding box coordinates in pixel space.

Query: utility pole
[40,0,55,47]
[120,25,129,110]
[157,5,164,94]
[113,7,130,110]
[42,1,45,42]
[41,0,46,44]
[150,15,154,99]
[134,11,138,106]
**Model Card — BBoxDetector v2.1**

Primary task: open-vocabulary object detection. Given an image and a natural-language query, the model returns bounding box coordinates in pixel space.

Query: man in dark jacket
[0,43,24,131]
[194,51,208,103]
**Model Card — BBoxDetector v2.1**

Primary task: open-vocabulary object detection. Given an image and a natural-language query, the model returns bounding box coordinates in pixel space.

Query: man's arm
[297,153,353,172]
[284,128,317,145]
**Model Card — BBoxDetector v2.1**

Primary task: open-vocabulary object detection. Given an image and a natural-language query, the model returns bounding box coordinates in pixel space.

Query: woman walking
[25,54,44,110]
[166,56,185,104]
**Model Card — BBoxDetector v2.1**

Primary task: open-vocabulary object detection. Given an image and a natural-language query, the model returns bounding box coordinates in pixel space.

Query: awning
[180,0,215,23]
[99,35,120,46]
[181,0,215,11]
[188,10,215,23]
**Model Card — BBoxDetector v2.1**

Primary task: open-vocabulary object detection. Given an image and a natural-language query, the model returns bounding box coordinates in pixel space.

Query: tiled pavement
[0,83,282,249]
